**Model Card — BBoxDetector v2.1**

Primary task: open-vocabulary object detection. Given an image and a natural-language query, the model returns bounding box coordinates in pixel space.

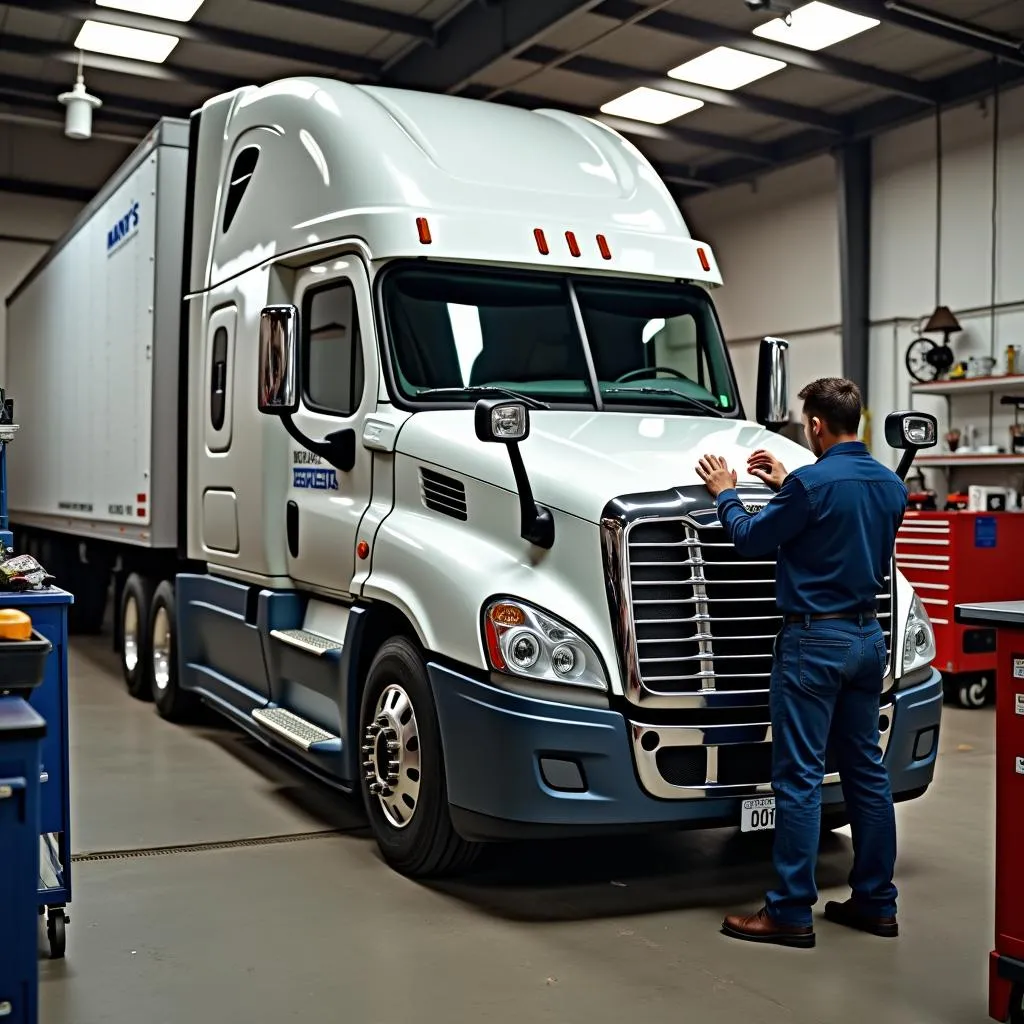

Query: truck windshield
[381,264,738,414]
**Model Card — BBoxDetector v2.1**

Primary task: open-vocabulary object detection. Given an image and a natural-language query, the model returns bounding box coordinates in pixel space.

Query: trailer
[5,79,946,877]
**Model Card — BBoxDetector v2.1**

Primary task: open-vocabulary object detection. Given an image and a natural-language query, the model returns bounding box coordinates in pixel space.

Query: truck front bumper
[429,664,944,842]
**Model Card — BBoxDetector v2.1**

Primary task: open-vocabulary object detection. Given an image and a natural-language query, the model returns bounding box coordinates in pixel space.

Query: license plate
[741,796,776,832]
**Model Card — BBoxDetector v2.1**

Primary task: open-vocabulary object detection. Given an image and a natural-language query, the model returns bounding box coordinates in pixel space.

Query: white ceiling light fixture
[75,20,180,63]
[96,0,206,20]
[668,46,786,90]
[752,1,879,51]
[599,87,704,125]
[58,51,102,140]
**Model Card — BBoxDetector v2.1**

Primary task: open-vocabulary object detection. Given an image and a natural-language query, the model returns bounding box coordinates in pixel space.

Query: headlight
[483,598,608,691]
[900,591,936,681]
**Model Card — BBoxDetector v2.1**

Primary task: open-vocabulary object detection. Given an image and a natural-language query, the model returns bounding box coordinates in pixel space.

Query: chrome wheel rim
[152,606,172,692]
[363,684,421,830]
[123,595,139,674]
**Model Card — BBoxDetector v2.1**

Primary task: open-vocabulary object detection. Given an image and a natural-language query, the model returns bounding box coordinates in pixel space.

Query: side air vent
[420,468,467,521]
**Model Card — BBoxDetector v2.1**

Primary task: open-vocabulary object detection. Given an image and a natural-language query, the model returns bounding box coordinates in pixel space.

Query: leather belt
[784,611,877,624]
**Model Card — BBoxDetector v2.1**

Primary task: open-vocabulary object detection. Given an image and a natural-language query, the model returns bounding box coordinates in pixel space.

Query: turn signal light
[697,246,710,272]
[490,603,526,627]
[416,217,432,245]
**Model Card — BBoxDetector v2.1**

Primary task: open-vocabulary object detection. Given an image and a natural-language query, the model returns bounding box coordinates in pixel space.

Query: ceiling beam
[705,56,1024,192]
[835,0,1024,67]
[254,0,434,41]
[20,0,381,79]
[0,177,92,203]
[465,86,778,163]
[522,46,846,133]
[383,0,606,94]
[3,34,244,91]
[594,0,936,104]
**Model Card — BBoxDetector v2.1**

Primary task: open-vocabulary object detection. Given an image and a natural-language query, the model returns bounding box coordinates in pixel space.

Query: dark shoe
[721,907,815,948]
[823,899,898,937]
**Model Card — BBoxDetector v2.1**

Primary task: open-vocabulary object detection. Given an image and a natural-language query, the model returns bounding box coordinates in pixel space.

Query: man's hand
[747,449,788,492]
[696,454,738,498]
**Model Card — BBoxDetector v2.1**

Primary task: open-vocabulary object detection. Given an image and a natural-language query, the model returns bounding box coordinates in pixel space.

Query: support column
[835,139,872,402]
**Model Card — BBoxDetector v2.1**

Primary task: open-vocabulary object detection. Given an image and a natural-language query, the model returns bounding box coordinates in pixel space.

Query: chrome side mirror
[756,336,790,431]
[885,410,938,481]
[257,304,299,416]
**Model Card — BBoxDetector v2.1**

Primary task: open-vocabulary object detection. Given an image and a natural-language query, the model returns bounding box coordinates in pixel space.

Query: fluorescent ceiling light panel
[75,20,180,63]
[752,2,879,51]
[599,87,704,125]
[96,0,206,20]
[668,46,786,90]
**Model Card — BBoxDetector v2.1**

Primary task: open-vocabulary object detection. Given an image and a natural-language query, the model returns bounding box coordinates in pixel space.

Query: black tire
[359,637,481,878]
[120,574,155,700]
[47,909,67,960]
[149,580,197,722]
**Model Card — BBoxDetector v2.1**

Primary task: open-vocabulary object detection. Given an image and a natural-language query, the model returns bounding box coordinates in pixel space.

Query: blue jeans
[765,617,898,928]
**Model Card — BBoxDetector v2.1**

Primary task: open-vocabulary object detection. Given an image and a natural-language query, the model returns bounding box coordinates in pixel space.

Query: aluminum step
[251,707,338,751]
[270,628,343,656]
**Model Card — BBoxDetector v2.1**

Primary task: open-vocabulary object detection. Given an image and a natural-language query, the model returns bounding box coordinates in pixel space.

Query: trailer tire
[121,574,155,700]
[359,637,481,879]
[149,580,197,722]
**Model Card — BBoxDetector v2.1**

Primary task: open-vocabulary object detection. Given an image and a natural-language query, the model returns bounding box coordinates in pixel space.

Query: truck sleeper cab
[7,77,945,879]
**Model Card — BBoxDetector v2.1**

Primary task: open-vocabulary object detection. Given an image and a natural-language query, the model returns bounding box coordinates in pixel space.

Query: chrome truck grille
[601,494,895,801]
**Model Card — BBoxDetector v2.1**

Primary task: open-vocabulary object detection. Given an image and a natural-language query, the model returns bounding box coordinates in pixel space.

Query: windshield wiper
[602,386,725,418]
[415,386,549,410]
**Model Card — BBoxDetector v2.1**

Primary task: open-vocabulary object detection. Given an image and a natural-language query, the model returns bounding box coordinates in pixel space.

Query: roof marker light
[697,247,711,272]
[566,231,581,258]
[416,217,432,244]
[596,234,612,260]
[534,228,550,255]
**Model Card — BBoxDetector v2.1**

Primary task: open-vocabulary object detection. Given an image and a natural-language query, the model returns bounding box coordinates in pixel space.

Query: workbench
[955,600,1024,1023]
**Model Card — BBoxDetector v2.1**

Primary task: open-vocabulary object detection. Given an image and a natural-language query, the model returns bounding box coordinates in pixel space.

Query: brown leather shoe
[721,907,815,948]
[823,899,898,937]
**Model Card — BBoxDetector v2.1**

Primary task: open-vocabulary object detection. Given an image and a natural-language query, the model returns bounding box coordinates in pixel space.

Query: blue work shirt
[715,441,908,615]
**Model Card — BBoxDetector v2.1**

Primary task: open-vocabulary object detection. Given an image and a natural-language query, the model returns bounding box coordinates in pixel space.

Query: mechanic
[695,377,908,949]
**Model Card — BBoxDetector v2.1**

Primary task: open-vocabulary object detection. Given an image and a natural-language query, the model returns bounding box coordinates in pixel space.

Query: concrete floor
[41,636,995,1024]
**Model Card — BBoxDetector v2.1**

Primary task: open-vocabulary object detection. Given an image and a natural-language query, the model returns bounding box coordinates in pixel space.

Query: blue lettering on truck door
[293,467,339,491]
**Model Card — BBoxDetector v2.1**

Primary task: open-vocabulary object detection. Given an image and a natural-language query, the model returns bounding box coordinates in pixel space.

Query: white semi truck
[6,78,943,877]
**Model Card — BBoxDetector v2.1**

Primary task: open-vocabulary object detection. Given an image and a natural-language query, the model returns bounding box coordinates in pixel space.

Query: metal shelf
[910,374,1024,397]
[915,454,1024,467]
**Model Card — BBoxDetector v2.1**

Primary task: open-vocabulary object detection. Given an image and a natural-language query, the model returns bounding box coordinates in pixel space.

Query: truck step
[270,628,343,656]
[251,707,338,751]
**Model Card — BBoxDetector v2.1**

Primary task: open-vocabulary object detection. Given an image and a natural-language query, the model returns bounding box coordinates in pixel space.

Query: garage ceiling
[0,0,1021,208]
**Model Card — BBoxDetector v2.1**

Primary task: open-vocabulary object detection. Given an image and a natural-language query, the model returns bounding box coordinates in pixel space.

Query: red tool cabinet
[954,602,1024,1023]
[898,512,1024,705]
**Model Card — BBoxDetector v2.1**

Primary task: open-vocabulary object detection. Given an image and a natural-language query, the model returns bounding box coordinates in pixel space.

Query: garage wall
[685,154,841,422]
[0,192,83,381]
[687,83,1024,483]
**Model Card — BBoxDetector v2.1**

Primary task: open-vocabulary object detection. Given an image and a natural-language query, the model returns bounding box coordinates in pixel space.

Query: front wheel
[359,637,481,878]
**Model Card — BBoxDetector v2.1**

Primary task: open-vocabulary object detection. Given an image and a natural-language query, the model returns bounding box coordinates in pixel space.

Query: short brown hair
[797,377,862,435]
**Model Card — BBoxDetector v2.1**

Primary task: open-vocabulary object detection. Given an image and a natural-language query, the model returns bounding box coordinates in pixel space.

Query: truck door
[285,261,377,595]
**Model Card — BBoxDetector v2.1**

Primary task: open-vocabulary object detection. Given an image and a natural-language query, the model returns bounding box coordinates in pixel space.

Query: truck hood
[395,410,816,524]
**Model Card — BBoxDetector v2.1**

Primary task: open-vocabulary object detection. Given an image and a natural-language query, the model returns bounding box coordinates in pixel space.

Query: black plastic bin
[0,630,53,696]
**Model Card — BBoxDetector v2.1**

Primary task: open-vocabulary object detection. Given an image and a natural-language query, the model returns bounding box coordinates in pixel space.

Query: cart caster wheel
[47,909,67,959]
[957,675,991,709]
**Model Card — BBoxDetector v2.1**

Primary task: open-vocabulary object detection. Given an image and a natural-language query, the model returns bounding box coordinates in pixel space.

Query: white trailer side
[5,119,189,553]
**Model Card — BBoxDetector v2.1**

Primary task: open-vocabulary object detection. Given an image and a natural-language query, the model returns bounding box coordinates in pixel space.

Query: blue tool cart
[0,693,47,1023]
[0,588,75,960]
